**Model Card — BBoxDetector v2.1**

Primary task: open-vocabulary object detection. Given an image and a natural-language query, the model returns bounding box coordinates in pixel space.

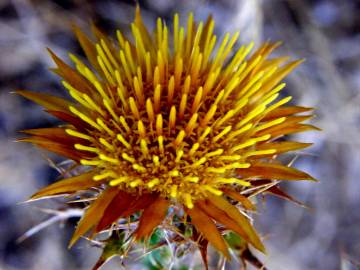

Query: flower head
[19,6,317,266]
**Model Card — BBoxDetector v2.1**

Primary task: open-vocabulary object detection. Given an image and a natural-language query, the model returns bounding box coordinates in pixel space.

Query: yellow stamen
[122,153,135,163]
[189,143,200,156]
[140,139,149,156]
[154,84,161,113]
[144,52,152,82]
[203,185,223,196]
[124,42,136,73]
[119,50,133,83]
[137,120,146,139]
[212,126,232,142]
[214,109,235,128]
[174,56,183,88]
[224,123,253,143]
[99,154,119,164]
[170,185,178,198]
[214,89,225,105]
[263,96,292,115]
[82,94,106,116]
[184,176,199,183]
[80,159,102,166]
[167,76,175,105]
[146,98,155,122]
[103,99,118,121]
[198,127,211,143]
[191,157,207,167]
[231,134,271,152]
[169,170,180,177]
[205,149,224,158]
[69,106,102,131]
[158,135,164,154]
[119,116,130,133]
[64,82,90,109]
[184,193,194,209]
[174,130,185,147]
[99,138,114,151]
[93,171,115,181]
[117,134,131,149]
[175,149,184,163]
[130,179,143,187]
[179,93,188,119]
[153,66,160,88]
[244,149,276,157]
[182,75,191,94]
[255,117,286,132]
[133,76,145,106]
[169,106,176,131]
[200,104,217,127]
[147,178,160,188]
[156,114,163,136]
[66,129,92,141]
[152,155,160,166]
[206,167,226,174]
[94,81,112,103]
[129,97,140,119]
[100,39,119,69]
[110,176,129,186]
[74,144,99,153]
[97,55,115,86]
[132,164,146,173]
[173,13,179,52]
[191,87,203,113]
[185,12,194,57]
[185,113,198,134]
[96,118,114,136]
[236,104,266,129]
[215,178,251,186]
[218,155,242,161]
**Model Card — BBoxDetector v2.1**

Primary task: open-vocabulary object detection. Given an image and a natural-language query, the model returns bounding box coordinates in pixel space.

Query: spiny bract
[19,7,318,264]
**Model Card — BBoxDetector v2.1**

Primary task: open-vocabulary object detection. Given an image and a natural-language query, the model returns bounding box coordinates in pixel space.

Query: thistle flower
[18,7,318,267]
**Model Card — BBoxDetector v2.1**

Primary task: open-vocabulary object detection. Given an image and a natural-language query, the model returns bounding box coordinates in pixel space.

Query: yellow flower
[18,7,318,262]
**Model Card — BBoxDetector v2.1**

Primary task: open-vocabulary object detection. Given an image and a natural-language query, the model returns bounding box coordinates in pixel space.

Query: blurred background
[0,0,359,269]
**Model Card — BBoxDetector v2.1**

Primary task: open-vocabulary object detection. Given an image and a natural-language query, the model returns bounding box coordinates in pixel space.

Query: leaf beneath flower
[16,90,72,113]
[222,189,256,211]
[237,162,317,181]
[185,205,230,259]
[30,171,97,200]
[206,194,266,253]
[262,106,313,121]
[69,187,119,248]
[134,197,169,241]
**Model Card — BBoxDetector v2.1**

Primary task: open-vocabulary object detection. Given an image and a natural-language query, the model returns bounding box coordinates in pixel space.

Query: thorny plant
[18,6,318,270]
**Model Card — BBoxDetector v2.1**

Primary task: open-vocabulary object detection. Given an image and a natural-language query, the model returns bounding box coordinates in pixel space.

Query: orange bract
[19,6,317,266]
